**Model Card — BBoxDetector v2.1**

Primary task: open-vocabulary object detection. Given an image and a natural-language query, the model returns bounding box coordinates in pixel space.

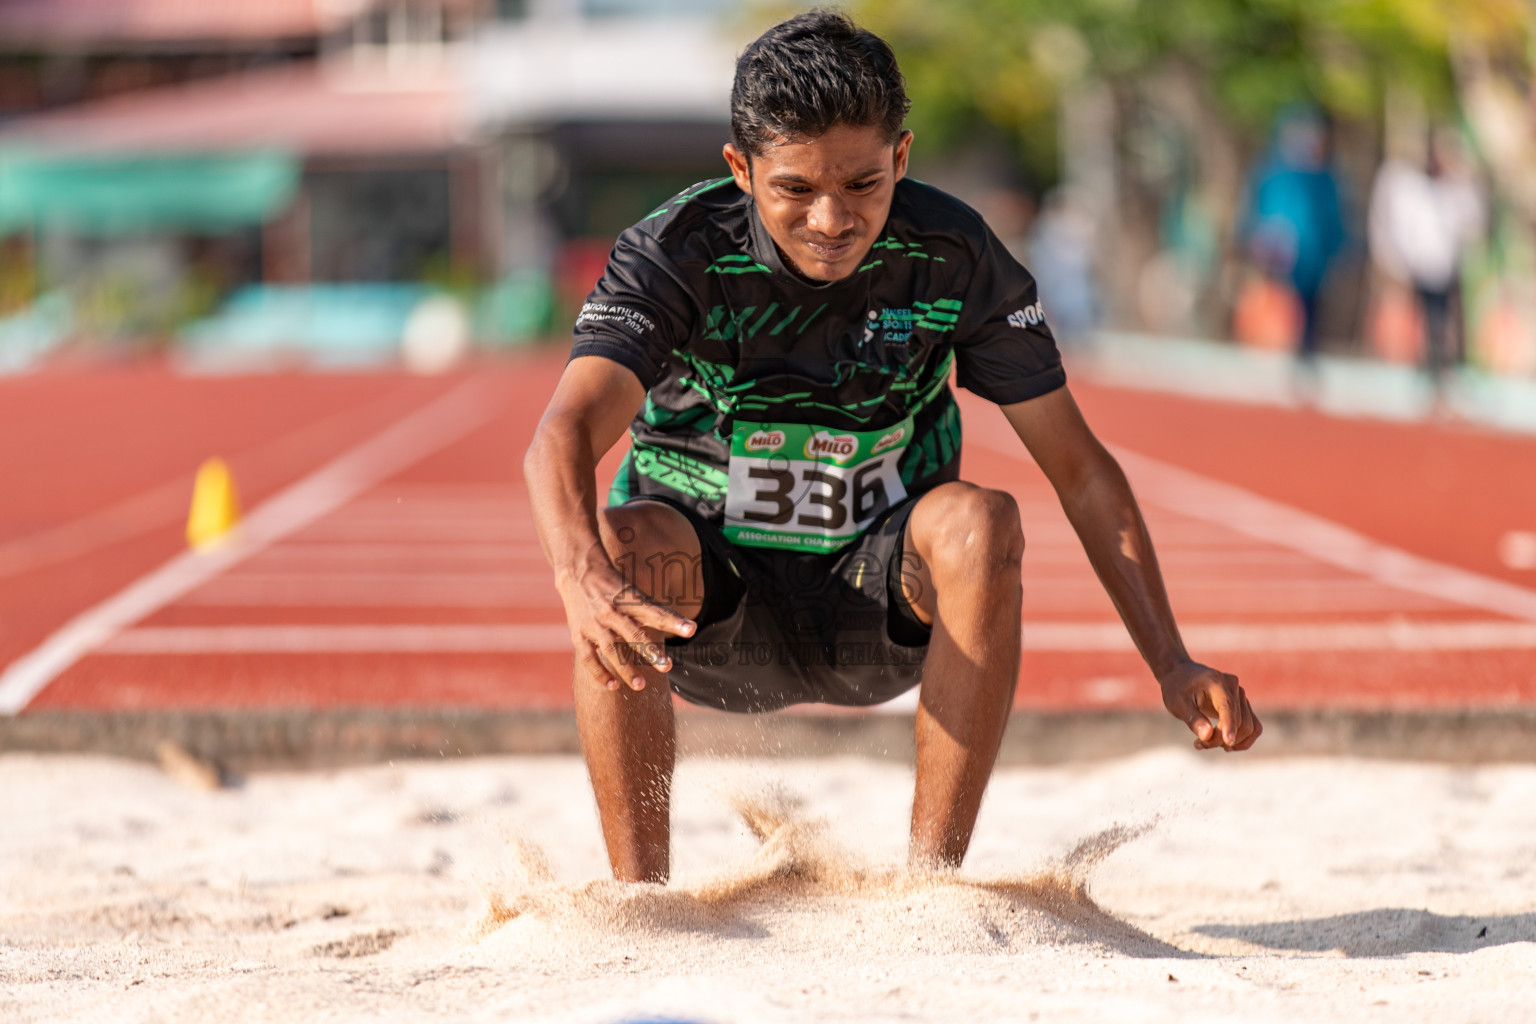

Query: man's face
[724,124,912,283]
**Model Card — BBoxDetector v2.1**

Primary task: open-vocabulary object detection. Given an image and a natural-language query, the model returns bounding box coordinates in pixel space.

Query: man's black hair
[730,9,911,159]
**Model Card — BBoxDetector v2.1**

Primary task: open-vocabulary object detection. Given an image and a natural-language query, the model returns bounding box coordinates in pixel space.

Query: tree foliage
[848,0,1534,176]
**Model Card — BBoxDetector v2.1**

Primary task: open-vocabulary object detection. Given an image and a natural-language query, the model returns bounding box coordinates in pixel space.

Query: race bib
[723,418,911,552]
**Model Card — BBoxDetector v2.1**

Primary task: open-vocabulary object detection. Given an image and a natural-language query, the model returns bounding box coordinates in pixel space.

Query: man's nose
[806,193,855,237]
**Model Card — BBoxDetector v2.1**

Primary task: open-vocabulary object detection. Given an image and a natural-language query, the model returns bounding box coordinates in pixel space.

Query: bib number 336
[723,418,911,553]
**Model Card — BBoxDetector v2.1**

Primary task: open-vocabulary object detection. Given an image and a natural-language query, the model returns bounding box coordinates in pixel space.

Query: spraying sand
[3,748,1534,1022]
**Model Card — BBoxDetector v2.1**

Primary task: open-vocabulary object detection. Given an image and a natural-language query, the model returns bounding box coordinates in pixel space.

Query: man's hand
[556,553,696,693]
[1158,660,1262,751]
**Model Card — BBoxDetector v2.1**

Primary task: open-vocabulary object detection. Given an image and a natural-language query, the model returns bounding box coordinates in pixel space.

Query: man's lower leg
[909,610,1019,867]
[573,503,703,883]
[903,485,1024,868]
[575,677,675,882]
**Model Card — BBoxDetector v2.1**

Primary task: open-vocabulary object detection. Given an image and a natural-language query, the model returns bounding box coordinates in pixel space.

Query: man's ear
[894,129,913,180]
[722,143,753,193]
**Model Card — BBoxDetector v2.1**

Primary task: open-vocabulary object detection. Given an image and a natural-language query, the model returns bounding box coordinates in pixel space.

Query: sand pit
[3,748,1534,1022]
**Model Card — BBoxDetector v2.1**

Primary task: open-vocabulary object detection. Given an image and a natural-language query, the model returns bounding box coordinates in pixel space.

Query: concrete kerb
[1080,332,1536,435]
[3,708,1535,771]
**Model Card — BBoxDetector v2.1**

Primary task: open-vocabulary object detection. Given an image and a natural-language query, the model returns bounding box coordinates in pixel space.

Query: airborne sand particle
[471,785,1179,960]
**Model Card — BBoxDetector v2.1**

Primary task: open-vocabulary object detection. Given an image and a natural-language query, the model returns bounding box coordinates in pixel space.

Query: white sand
[3,747,1534,1023]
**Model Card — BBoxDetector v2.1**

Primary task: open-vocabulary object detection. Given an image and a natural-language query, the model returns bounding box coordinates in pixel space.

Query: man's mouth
[801,237,855,261]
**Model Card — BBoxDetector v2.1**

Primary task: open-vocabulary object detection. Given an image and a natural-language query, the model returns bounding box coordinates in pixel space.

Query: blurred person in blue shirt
[1027,186,1100,346]
[1242,107,1347,363]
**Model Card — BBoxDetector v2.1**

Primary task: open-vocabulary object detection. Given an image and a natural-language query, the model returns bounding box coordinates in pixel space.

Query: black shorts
[624,495,932,713]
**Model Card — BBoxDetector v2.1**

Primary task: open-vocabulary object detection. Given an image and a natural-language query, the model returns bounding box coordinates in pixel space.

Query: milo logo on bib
[871,426,905,454]
[804,431,857,462]
[745,429,785,452]
[724,417,912,553]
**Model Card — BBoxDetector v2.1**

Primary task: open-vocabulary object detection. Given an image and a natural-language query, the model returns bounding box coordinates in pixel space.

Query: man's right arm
[523,355,695,690]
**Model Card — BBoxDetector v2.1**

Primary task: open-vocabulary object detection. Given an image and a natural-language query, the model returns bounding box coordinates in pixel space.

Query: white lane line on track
[100,624,572,654]
[1026,578,1458,592]
[0,378,505,715]
[288,524,535,542]
[0,385,433,581]
[1027,620,1536,651]
[180,580,559,607]
[1025,548,1317,566]
[964,425,1536,625]
[308,516,535,529]
[0,484,184,581]
[95,619,1536,655]
[248,543,549,561]
[1025,597,1453,615]
[211,572,557,585]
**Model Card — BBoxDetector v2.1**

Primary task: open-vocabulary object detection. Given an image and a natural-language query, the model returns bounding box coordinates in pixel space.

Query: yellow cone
[186,458,241,550]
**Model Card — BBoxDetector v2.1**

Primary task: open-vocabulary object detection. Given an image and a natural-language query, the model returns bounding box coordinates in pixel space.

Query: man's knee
[917,484,1025,577]
[599,502,704,610]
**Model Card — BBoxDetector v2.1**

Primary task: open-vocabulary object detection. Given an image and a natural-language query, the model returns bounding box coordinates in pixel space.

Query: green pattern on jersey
[672,349,737,415]
[641,394,718,435]
[630,438,728,500]
[670,337,955,431]
[702,302,827,341]
[870,235,943,261]
[706,255,772,275]
[899,394,962,485]
[913,297,963,332]
[643,177,735,223]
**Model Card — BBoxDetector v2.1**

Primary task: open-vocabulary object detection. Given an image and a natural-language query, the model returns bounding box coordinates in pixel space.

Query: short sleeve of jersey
[950,222,1066,405]
[568,227,695,391]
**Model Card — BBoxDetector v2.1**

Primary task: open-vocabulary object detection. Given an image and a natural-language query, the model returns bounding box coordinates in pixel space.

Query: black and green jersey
[571,176,1065,529]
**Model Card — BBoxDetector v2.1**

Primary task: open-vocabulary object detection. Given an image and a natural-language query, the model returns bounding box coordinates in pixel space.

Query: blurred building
[0,0,490,363]
[469,0,736,309]
[0,0,338,120]
[0,0,741,365]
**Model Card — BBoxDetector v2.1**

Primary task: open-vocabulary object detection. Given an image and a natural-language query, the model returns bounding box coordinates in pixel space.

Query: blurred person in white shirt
[1368,128,1487,389]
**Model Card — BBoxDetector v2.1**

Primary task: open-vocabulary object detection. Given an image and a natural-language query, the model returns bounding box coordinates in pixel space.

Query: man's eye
[848,180,876,191]
[780,185,811,196]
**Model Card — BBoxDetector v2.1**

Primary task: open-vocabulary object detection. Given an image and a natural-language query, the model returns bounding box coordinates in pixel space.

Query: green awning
[0,150,300,236]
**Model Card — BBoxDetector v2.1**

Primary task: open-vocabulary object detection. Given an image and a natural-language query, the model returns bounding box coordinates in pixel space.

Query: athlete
[525,10,1261,884]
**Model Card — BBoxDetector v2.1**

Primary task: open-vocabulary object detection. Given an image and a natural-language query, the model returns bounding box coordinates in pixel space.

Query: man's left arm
[1001,387,1262,752]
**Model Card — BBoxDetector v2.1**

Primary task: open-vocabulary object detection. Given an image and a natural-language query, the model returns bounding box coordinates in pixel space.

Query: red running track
[3,348,1535,716]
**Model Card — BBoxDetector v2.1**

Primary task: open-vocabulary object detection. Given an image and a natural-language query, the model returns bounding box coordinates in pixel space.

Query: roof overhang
[0,0,365,49]
[0,60,466,159]
[467,17,735,127]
